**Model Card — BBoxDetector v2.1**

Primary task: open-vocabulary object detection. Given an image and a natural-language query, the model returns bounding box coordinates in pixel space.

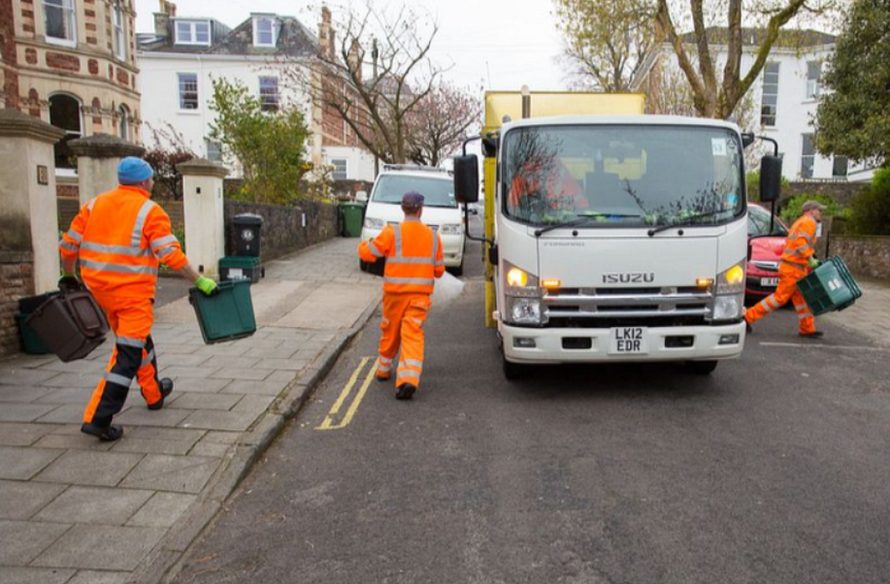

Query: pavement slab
[115,407,192,428]
[40,373,100,389]
[167,378,232,393]
[0,368,61,386]
[35,404,92,424]
[167,392,243,411]
[126,492,197,528]
[0,403,60,423]
[0,567,75,584]
[0,519,72,565]
[34,387,93,405]
[33,486,154,526]
[67,571,131,584]
[179,410,262,432]
[34,450,144,487]
[220,378,292,396]
[32,524,166,571]
[0,422,56,446]
[119,455,220,493]
[33,431,116,452]
[0,446,64,480]
[0,480,67,520]
[0,386,54,403]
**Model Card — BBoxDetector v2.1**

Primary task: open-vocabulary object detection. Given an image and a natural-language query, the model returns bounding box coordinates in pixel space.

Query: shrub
[779,193,850,226]
[849,166,890,235]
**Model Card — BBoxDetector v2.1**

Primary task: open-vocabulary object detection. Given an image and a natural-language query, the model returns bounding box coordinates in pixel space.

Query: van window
[372,175,457,208]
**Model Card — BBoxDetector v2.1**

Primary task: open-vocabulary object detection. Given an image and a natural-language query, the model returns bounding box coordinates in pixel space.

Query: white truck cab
[360,165,466,275]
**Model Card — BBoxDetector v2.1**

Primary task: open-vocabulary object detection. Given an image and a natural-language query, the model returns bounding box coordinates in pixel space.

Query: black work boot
[147,378,174,410]
[395,383,416,400]
[81,423,124,442]
[799,331,824,339]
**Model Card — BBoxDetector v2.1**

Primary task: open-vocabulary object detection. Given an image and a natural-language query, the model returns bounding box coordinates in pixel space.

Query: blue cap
[402,191,424,208]
[117,157,154,185]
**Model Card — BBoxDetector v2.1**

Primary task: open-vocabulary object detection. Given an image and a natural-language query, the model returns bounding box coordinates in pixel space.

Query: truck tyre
[685,360,718,375]
[502,354,526,380]
[450,259,464,277]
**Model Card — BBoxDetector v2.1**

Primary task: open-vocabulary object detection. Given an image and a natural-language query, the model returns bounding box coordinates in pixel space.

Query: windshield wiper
[533,212,641,237]
[647,209,728,237]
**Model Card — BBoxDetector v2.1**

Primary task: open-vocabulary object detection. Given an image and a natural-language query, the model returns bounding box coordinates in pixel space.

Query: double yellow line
[316,357,378,431]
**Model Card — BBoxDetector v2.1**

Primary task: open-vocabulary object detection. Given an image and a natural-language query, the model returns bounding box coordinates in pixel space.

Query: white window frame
[330,158,348,180]
[805,61,822,100]
[259,76,280,112]
[205,139,223,162]
[253,16,277,47]
[760,62,780,127]
[175,20,211,46]
[113,2,127,61]
[118,105,130,141]
[44,0,76,47]
[800,133,815,179]
[177,72,200,111]
[49,92,83,177]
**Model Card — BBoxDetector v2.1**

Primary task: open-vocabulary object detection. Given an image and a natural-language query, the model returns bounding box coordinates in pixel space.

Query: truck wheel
[449,259,463,277]
[502,354,526,380]
[685,360,718,375]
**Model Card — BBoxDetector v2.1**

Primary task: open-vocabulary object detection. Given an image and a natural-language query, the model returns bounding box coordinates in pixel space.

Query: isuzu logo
[603,272,655,284]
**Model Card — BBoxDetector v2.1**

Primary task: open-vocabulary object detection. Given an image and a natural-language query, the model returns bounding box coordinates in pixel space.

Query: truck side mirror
[453,155,479,204]
[741,133,755,148]
[759,155,782,203]
[482,132,499,157]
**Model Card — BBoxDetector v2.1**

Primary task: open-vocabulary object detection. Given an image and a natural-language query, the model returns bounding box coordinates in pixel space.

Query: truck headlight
[502,261,546,325]
[716,261,746,295]
[438,223,462,235]
[712,294,743,321]
[364,216,385,229]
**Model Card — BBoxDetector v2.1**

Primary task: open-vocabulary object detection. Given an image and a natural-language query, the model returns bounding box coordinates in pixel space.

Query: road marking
[759,342,889,352]
[316,357,378,431]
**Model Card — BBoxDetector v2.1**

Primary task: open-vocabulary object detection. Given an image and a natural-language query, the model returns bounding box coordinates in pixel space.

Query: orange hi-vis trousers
[83,292,163,427]
[745,263,816,335]
[376,293,431,389]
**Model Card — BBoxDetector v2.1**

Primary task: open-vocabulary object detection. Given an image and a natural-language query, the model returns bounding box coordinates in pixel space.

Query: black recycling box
[24,285,109,362]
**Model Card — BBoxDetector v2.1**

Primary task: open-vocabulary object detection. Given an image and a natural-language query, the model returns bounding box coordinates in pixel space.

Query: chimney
[347,39,361,72]
[319,6,331,58]
[154,0,177,39]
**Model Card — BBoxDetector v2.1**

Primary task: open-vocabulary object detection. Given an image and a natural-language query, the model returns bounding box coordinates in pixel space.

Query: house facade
[1,0,142,193]
[632,29,875,183]
[137,2,375,182]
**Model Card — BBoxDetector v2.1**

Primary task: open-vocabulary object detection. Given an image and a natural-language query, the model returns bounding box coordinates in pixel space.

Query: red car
[746,204,788,305]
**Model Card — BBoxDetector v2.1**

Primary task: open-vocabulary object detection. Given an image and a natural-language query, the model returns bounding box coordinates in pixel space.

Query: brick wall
[0,252,35,358]
[828,235,890,281]
[224,200,339,262]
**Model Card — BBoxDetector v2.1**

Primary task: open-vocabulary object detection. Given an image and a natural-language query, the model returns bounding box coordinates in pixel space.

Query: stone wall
[0,252,35,358]
[828,235,890,281]
[223,178,374,201]
[780,181,867,208]
[59,198,184,233]
[224,200,339,262]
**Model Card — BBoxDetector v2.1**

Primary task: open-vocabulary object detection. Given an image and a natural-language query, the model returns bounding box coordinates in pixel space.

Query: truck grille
[543,286,712,329]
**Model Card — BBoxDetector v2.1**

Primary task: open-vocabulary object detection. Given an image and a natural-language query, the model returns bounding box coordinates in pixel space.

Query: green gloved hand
[808,257,821,269]
[58,272,79,290]
[195,276,219,297]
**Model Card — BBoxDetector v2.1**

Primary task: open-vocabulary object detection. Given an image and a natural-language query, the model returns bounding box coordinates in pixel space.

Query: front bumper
[500,321,746,364]
[360,228,464,267]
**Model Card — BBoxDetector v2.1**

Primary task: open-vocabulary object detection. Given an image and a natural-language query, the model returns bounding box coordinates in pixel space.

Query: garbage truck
[453,90,782,378]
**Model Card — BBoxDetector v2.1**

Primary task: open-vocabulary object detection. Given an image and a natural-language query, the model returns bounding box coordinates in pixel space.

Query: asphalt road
[171,214,890,584]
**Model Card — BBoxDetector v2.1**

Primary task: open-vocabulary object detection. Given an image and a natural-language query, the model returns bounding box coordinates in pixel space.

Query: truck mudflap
[500,321,746,364]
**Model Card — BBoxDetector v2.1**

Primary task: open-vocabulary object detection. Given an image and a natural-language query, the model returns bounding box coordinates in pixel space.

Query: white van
[360,165,465,275]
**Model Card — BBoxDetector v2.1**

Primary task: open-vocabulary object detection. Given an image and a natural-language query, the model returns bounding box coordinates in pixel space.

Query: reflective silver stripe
[767,296,781,310]
[377,364,392,372]
[378,356,393,364]
[396,373,420,384]
[81,241,152,257]
[434,260,445,267]
[794,303,808,311]
[409,317,423,326]
[394,225,403,257]
[798,311,813,320]
[387,256,434,265]
[759,299,775,314]
[432,232,439,261]
[87,196,100,211]
[60,240,79,252]
[800,231,814,243]
[80,258,158,276]
[150,235,178,251]
[367,241,384,258]
[104,371,132,386]
[384,277,435,286]
[66,229,83,243]
[117,336,145,348]
[141,349,156,368]
[780,259,806,270]
[399,359,423,370]
[131,200,157,247]
[155,246,176,259]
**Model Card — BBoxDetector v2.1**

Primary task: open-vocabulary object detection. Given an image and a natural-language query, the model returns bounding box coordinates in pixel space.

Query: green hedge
[849,167,890,235]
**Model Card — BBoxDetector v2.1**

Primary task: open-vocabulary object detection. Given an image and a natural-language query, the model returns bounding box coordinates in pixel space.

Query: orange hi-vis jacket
[60,185,189,298]
[359,219,445,294]
[780,214,819,271]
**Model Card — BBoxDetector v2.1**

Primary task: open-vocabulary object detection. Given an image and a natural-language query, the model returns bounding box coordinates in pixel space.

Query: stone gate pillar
[68,133,145,205]
[0,109,65,295]
[178,158,228,278]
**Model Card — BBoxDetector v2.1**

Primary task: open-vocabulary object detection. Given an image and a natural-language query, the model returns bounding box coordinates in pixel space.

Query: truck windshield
[502,125,744,228]
[372,175,457,208]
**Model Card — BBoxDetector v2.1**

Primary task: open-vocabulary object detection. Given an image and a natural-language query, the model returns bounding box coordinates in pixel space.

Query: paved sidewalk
[0,237,380,584]
[821,278,890,346]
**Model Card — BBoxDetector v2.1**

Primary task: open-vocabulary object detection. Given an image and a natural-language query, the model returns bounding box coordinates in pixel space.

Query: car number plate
[760,277,779,287]
[609,327,648,354]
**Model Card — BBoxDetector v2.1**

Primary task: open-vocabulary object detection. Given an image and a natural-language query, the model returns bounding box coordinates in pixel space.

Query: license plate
[760,277,779,287]
[609,327,648,354]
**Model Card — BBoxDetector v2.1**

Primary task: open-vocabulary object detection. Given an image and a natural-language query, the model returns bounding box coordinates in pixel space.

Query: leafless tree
[406,82,481,167]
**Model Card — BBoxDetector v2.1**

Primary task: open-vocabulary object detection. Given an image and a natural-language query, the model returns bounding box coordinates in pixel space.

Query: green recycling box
[797,256,862,316]
[188,279,256,344]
